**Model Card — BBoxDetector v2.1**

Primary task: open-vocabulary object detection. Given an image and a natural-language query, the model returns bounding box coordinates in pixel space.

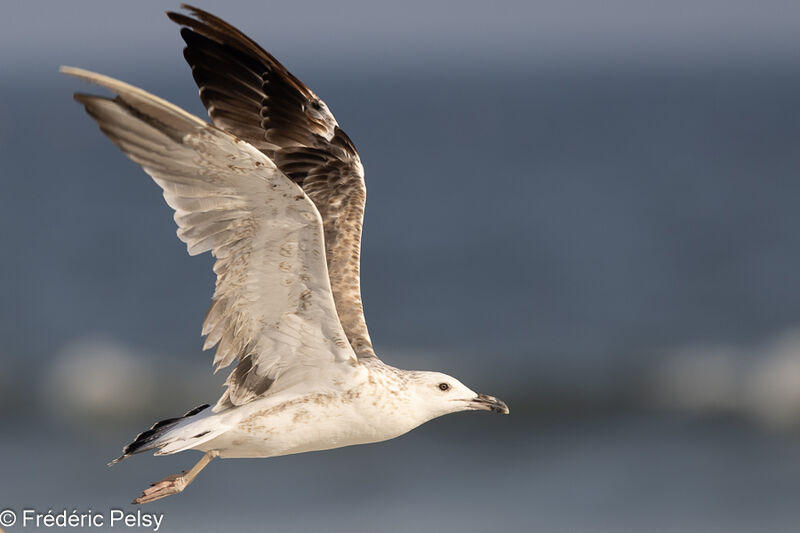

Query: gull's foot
[132,471,189,504]
[130,451,218,504]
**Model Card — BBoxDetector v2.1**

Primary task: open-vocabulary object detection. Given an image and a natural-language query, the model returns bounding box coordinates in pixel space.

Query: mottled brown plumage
[167,4,375,359]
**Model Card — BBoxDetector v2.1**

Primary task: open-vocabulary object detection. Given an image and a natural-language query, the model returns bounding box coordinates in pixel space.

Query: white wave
[648,344,742,413]
[744,328,800,429]
[41,335,157,421]
[649,327,800,430]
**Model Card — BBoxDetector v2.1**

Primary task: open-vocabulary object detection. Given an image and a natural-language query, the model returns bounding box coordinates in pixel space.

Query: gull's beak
[470,394,510,414]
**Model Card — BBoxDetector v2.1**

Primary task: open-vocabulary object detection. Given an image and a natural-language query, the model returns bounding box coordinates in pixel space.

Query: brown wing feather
[167,4,375,357]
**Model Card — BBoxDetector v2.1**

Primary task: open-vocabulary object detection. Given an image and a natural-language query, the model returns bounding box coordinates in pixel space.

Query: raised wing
[63,67,358,410]
[167,5,376,357]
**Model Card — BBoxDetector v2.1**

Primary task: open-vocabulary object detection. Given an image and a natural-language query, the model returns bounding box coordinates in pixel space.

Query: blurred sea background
[2,1,800,531]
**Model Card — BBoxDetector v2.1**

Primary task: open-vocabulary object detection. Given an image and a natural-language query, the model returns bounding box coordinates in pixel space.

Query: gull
[63,4,509,505]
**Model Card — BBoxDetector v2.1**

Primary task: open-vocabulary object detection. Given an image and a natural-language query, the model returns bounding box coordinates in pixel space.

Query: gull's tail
[109,404,210,465]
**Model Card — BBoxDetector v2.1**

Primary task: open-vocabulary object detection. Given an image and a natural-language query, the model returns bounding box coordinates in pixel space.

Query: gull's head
[408,371,510,420]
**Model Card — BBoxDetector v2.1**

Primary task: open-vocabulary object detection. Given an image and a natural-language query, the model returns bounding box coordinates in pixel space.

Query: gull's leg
[132,450,219,504]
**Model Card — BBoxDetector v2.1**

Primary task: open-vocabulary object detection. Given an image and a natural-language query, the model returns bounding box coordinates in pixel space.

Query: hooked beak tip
[471,393,510,414]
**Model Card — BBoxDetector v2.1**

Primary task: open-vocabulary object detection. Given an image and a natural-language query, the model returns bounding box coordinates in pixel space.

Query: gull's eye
[438,383,450,391]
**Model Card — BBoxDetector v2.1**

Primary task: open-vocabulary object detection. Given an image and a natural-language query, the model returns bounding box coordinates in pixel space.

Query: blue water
[4,414,800,532]
[3,65,800,369]
[2,62,800,531]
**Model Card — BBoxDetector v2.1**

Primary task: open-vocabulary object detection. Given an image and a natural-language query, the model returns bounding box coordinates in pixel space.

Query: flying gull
[63,4,509,505]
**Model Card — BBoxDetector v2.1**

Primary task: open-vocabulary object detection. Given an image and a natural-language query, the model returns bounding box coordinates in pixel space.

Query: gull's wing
[166,5,376,357]
[63,67,358,411]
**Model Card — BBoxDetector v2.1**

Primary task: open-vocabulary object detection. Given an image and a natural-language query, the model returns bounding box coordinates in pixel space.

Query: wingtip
[61,67,106,101]
[59,66,105,84]
[181,4,207,16]
[167,3,201,21]
[165,9,181,23]
[72,92,95,105]
[59,65,83,77]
